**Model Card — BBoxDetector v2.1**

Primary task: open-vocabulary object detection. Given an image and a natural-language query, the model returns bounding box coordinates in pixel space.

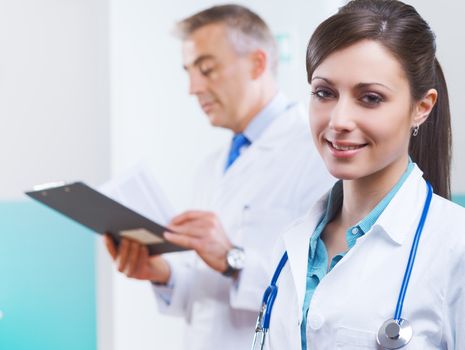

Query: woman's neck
[339,157,410,228]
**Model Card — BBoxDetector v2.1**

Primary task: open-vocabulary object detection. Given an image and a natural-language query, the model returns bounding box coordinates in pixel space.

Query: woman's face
[309,40,418,182]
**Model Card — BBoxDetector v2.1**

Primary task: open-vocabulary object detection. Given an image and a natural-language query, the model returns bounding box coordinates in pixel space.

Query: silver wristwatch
[223,246,245,277]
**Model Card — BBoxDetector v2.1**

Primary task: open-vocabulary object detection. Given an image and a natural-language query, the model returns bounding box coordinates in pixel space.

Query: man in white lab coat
[105,4,333,349]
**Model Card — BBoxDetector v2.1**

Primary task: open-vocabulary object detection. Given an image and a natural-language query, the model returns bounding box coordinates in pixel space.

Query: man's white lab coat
[154,103,334,350]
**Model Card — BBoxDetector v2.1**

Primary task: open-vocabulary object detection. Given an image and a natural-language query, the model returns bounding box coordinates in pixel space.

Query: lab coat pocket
[335,326,378,349]
[229,207,296,310]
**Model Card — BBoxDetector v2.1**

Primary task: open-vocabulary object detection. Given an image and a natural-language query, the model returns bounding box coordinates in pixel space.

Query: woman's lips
[326,139,368,158]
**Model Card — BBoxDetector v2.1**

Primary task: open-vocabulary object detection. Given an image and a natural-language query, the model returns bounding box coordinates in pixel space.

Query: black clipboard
[25,182,185,255]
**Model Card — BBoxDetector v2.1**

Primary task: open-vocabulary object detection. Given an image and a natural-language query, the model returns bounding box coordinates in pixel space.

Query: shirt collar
[358,161,414,234]
[375,164,428,245]
[242,91,291,143]
[309,181,343,259]
[311,161,415,251]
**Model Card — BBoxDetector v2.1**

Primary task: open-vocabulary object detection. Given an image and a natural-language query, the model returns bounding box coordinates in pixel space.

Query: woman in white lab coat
[256,0,465,349]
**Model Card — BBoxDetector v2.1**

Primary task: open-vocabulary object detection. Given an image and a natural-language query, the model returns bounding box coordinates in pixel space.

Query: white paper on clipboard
[99,164,176,225]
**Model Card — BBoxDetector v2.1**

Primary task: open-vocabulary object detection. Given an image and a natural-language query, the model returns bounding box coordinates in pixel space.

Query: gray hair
[175,4,278,75]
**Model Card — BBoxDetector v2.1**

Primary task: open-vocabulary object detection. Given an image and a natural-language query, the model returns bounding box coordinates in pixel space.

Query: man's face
[182,23,255,131]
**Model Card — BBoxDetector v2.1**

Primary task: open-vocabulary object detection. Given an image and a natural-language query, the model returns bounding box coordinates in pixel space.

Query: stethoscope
[252,181,433,350]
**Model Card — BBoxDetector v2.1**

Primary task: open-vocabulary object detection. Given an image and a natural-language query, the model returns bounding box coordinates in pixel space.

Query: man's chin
[206,114,225,128]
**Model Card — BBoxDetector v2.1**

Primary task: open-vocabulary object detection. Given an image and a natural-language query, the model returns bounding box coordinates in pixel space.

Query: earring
[412,125,419,137]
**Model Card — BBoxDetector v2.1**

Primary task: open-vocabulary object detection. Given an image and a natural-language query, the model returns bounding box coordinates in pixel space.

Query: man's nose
[188,71,207,95]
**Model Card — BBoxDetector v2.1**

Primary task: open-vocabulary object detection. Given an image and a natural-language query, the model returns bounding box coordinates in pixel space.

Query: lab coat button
[351,227,359,235]
[308,313,324,330]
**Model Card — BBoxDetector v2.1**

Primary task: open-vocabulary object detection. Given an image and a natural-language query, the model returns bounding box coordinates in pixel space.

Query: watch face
[227,248,245,270]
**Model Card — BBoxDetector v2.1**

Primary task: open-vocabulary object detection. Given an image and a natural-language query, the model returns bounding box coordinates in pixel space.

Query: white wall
[108,1,343,349]
[0,0,110,199]
[0,1,112,350]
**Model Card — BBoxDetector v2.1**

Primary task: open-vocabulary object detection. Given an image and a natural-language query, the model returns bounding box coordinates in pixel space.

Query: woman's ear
[412,88,438,127]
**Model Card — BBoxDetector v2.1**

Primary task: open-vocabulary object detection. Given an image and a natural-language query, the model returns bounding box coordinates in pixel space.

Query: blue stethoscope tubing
[252,181,433,350]
[393,181,432,321]
[251,251,288,349]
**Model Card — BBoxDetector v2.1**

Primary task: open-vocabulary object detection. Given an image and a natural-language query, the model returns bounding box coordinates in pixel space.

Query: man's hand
[104,234,171,284]
[164,211,233,273]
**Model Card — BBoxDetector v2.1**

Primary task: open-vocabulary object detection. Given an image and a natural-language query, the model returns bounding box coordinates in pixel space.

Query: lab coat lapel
[375,165,427,245]
[216,104,302,204]
[282,195,328,314]
[324,165,428,282]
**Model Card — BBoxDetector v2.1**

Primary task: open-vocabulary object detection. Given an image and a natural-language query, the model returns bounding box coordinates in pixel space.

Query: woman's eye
[311,88,334,100]
[361,93,383,105]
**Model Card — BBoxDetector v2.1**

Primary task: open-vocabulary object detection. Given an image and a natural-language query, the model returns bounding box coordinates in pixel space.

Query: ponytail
[409,59,451,199]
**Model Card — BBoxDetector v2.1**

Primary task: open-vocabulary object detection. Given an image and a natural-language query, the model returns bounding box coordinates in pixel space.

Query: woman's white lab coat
[153,103,334,350]
[266,165,465,349]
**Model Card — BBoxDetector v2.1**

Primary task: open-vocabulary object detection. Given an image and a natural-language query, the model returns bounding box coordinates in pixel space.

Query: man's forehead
[182,41,218,68]
[181,23,231,67]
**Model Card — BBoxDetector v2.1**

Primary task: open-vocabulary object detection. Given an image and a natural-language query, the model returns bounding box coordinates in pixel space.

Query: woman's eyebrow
[355,82,394,92]
[311,76,394,92]
[311,76,333,85]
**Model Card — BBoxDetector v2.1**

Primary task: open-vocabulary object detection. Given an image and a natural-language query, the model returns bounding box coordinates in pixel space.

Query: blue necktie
[225,133,251,170]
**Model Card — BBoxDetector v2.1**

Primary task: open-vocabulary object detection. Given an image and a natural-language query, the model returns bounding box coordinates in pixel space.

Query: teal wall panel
[452,194,465,208]
[0,201,96,350]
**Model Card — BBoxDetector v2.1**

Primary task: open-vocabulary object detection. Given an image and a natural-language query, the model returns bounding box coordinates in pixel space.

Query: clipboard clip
[32,181,67,191]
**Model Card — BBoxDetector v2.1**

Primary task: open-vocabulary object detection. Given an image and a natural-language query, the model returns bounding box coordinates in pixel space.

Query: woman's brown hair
[306,0,451,198]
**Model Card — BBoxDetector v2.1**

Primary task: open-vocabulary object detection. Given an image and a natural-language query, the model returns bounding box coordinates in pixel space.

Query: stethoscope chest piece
[376,318,412,349]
